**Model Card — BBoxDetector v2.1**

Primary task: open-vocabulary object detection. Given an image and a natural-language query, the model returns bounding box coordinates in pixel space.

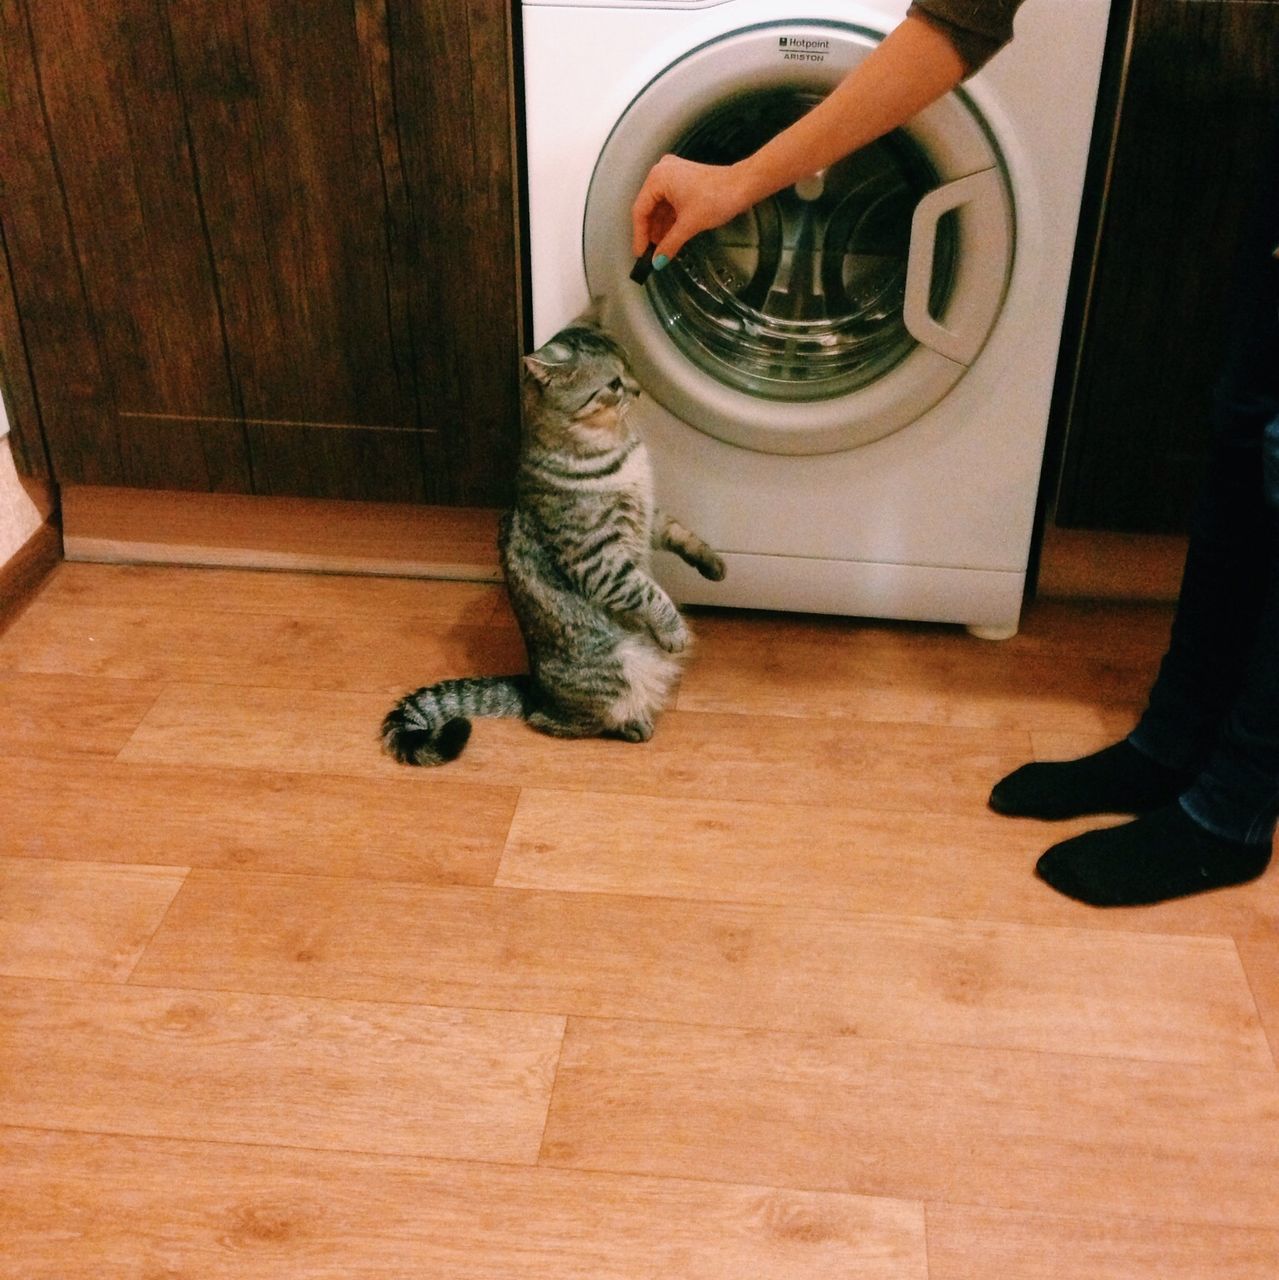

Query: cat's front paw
[653,618,691,653]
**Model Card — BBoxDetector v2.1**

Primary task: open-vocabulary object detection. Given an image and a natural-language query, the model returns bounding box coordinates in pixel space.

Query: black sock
[1036,803,1271,907]
[989,740,1195,820]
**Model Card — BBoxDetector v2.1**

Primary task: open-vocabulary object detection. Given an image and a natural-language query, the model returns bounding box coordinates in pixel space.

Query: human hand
[630,154,753,267]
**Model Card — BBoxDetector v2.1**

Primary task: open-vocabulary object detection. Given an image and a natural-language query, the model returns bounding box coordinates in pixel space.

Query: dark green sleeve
[907,0,1026,73]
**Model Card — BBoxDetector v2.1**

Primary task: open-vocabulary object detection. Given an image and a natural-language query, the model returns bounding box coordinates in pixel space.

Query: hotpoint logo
[778,36,830,50]
[778,35,830,61]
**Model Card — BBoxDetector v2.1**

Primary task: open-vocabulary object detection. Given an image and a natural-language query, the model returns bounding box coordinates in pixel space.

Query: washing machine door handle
[903,167,1012,367]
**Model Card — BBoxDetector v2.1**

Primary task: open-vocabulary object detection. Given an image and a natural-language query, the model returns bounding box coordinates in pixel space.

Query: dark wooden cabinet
[0,0,523,505]
[1053,0,1279,533]
[17,2,1270,533]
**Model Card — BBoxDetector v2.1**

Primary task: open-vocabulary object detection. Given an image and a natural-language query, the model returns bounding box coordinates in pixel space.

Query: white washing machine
[520,0,1112,637]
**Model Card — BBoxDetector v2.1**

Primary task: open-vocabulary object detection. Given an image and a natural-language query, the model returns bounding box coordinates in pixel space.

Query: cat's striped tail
[381,676,532,766]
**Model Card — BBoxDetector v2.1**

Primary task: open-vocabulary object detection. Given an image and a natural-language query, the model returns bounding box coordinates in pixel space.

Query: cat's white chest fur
[571,437,653,498]
[611,447,657,551]
[614,441,653,496]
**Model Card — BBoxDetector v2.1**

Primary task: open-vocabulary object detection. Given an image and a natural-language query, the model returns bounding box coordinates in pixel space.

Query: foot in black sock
[989,740,1195,820]
[1036,803,1271,907]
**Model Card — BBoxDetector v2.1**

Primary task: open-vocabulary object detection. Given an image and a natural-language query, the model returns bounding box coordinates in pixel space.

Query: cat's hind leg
[610,718,654,744]
[527,707,603,739]
[532,705,652,743]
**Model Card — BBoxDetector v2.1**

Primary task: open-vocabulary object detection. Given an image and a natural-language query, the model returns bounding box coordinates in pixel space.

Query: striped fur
[382,317,725,766]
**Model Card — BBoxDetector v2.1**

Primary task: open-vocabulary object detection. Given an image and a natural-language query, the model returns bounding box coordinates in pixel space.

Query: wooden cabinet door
[0,0,522,505]
[1054,0,1279,533]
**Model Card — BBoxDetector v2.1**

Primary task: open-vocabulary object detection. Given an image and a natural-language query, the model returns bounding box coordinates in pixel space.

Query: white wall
[0,396,46,566]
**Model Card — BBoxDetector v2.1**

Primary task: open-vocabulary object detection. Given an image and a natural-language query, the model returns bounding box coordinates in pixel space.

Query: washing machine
[520,0,1112,637]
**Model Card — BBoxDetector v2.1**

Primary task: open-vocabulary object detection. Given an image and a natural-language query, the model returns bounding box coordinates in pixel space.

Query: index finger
[630,173,665,256]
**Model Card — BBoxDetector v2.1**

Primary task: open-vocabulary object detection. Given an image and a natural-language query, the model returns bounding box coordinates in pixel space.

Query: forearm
[631,13,974,262]
[726,16,966,211]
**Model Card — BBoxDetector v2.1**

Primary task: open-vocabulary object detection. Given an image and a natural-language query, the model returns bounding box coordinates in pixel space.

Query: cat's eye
[609,377,624,392]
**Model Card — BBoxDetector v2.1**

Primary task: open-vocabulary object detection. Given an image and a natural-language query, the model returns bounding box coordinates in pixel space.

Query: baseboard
[0,519,62,632]
[60,487,502,581]
[60,487,1187,608]
[1035,524,1187,603]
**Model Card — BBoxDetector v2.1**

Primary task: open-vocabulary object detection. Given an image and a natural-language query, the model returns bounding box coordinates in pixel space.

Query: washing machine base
[655,549,1025,636]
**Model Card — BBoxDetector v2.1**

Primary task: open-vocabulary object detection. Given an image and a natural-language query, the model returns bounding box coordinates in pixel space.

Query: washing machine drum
[584,22,1015,456]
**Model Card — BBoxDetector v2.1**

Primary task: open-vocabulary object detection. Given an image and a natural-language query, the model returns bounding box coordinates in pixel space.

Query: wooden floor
[2,561,1277,1278]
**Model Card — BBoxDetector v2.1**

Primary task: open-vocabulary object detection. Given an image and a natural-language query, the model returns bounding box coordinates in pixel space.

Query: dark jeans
[1128,117,1279,846]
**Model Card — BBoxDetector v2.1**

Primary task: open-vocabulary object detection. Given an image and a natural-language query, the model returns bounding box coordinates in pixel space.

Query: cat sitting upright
[381,313,725,766]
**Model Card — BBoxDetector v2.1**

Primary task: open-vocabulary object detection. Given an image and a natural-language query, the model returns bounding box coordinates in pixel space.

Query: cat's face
[523,324,641,435]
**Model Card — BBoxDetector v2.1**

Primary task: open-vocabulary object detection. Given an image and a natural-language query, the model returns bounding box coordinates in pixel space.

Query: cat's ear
[523,355,554,386]
[524,339,572,386]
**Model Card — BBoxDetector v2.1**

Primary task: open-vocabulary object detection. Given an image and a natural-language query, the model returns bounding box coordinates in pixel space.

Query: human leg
[989,397,1274,823]
[1033,126,1279,906]
[992,111,1279,835]
[987,415,1270,823]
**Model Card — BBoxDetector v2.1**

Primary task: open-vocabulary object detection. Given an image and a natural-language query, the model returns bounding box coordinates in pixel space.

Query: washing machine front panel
[583,20,1014,456]
[525,0,1113,629]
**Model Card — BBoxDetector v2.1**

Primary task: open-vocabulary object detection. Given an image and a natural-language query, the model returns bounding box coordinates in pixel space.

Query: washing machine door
[584,21,1014,456]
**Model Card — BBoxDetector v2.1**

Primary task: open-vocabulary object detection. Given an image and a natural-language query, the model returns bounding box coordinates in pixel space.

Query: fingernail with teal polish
[653,253,669,271]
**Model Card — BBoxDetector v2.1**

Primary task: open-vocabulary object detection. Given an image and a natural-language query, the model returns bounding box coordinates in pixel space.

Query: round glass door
[584,22,1014,455]
[649,89,957,403]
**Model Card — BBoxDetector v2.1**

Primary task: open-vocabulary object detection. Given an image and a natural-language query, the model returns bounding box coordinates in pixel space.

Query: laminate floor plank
[678,613,1154,734]
[1235,934,1279,1069]
[127,870,1270,1069]
[0,671,159,759]
[0,978,563,1163]
[1,756,516,884]
[7,562,1275,1276]
[0,858,187,982]
[37,560,513,623]
[926,1203,1279,1280]
[539,1018,1279,1228]
[992,597,1175,655]
[686,598,1175,660]
[0,1127,928,1280]
[496,787,1279,937]
[118,683,1034,815]
[1031,730,1125,762]
[0,601,526,693]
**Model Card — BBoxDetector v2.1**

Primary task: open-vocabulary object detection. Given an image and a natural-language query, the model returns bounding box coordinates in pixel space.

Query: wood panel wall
[0,0,523,506]
[1055,0,1279,533]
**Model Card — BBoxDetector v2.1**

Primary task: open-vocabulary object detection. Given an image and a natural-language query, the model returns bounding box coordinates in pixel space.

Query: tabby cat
[381,316,725,766]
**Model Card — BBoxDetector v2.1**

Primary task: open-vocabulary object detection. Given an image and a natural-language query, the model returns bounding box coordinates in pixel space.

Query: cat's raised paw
[697,553,727,582]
